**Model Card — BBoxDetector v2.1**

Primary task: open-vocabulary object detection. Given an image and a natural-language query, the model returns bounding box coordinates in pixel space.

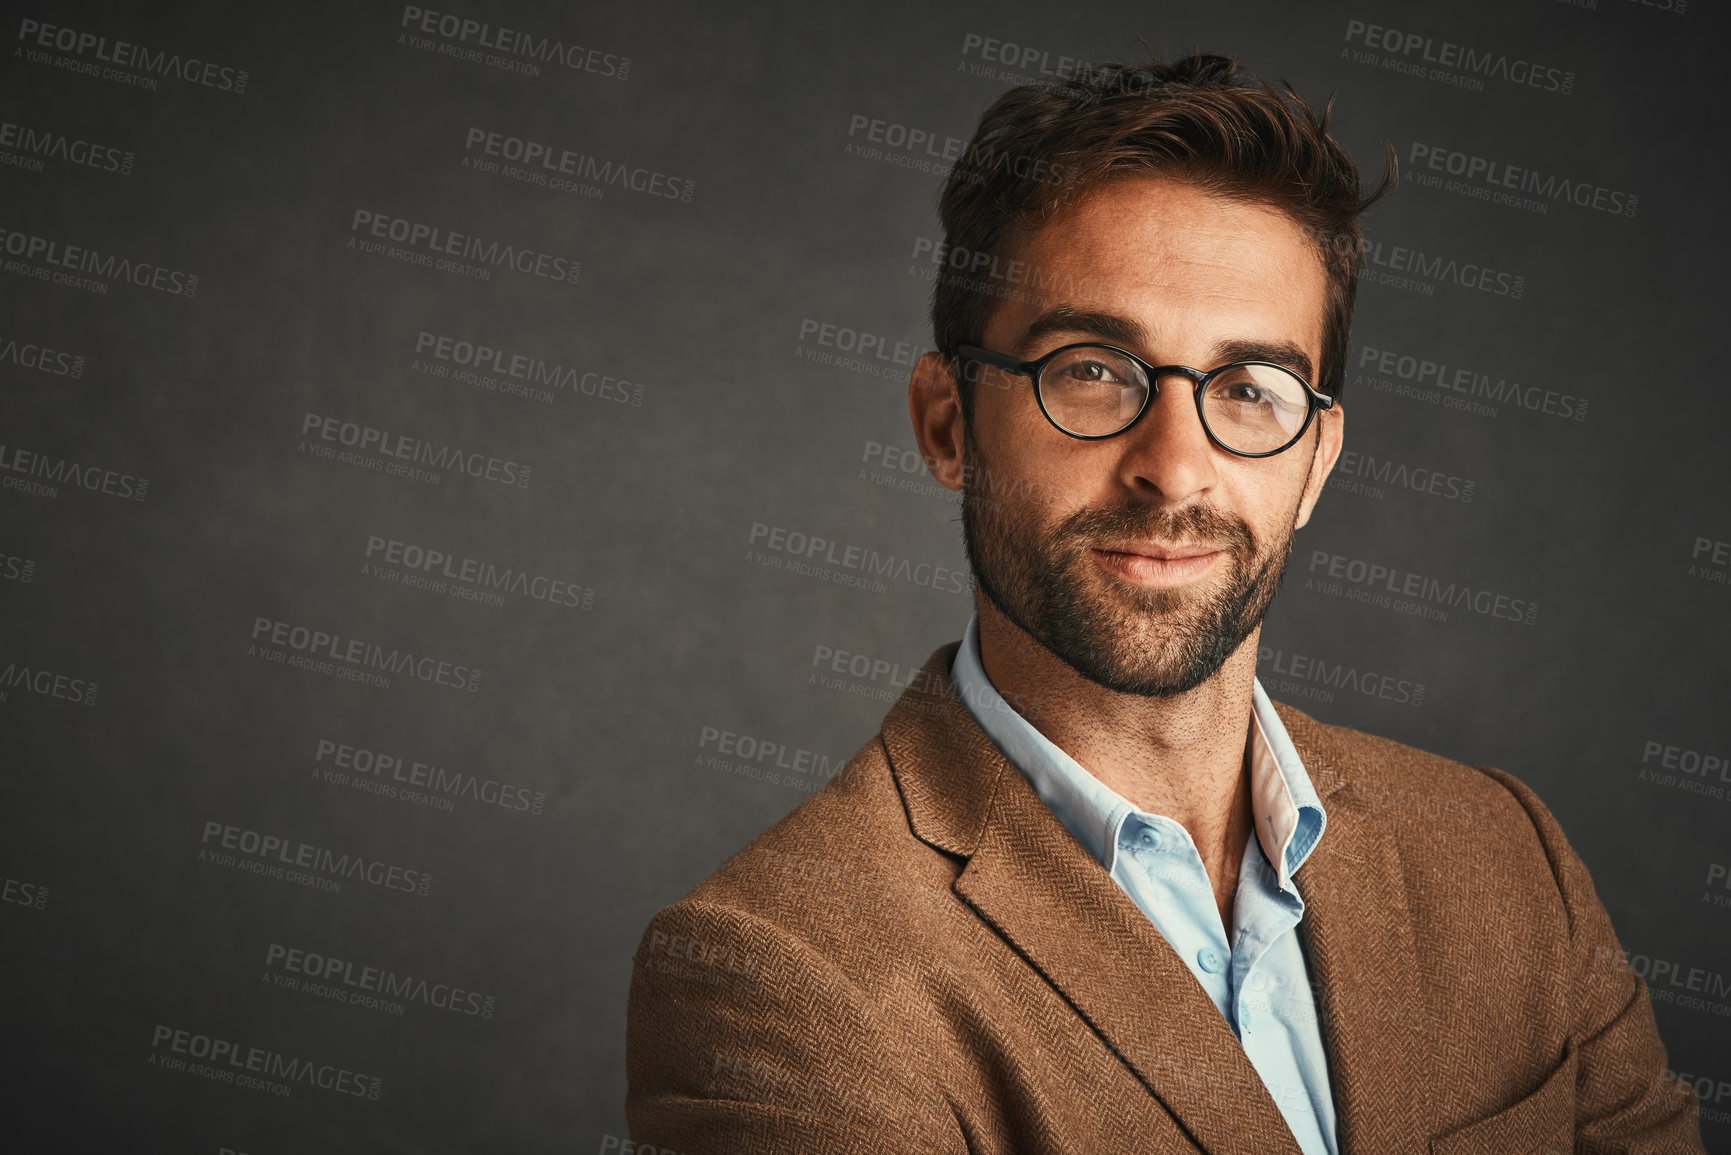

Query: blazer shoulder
[626,731,974,1145]
[651,728,950,949]
[1273,700,1561,851]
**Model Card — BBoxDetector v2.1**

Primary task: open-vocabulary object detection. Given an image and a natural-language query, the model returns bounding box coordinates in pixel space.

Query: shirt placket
[1229,836,1303,1038]
[1111,813,1236,1025]
[1231,838,1336,1155]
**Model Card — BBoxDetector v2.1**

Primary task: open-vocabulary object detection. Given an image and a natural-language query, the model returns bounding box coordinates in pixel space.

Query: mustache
[1054,502,1257,556]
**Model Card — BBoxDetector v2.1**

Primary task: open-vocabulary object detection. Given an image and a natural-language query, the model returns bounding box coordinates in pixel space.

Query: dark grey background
[2,0,1726,1151]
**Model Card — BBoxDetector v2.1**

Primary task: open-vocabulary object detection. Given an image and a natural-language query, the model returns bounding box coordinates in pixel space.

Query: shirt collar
[950,611,1327,892]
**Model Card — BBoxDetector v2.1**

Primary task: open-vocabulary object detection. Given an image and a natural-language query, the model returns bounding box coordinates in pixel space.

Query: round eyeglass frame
[953,341,1336,459]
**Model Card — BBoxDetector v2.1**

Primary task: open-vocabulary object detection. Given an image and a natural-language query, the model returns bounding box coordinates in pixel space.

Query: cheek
[979,422,1089,499]
[1226,467,1311,537]
[973,382,1049,462]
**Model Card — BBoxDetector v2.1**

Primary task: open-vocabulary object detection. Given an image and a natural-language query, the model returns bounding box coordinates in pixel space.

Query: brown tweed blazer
[627,642,1704,1153]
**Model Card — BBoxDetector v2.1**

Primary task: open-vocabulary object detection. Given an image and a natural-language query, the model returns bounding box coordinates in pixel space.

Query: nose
[1116,371,1220,505]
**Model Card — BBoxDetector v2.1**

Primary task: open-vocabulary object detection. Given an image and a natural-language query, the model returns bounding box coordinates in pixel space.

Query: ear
[1293,400,1344,530]
[909,351,967,491]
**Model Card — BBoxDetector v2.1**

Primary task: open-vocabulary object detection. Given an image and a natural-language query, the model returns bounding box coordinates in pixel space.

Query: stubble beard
[959,424,1299,698]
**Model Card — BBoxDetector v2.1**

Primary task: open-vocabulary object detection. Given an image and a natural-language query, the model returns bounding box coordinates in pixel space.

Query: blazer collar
[881,642,1433,1154]
[880,641,1355,857]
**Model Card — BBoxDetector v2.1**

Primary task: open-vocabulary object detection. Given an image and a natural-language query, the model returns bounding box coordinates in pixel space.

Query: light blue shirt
[951,613,1339,1155]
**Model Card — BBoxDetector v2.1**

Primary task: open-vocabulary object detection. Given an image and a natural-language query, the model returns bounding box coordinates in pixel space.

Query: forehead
[998,176,1328,353]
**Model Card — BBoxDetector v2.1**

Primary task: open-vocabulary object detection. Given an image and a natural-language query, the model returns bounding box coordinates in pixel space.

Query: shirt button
[1197,947,1224,974]
[1137,826,1163,851]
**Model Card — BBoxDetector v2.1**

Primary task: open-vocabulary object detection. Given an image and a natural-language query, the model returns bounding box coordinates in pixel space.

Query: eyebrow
[1016,307,1148,356]
[1016,306,1316,383]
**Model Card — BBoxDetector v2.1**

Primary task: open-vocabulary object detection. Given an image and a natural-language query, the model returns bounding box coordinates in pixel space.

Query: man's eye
[1062,360,1124,384]
[1224,382,1266,403]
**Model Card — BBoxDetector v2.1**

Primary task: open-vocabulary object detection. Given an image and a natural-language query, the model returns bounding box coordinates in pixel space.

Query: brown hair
[932,52,1393,418]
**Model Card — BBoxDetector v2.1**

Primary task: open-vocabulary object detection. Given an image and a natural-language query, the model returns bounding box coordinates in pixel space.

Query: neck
[975,593,1259,925]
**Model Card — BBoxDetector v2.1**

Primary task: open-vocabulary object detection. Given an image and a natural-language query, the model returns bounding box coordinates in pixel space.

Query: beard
[960,425,1298,698]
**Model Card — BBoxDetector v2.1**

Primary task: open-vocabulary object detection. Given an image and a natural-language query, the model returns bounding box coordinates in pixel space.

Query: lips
[1094,541,1223,562]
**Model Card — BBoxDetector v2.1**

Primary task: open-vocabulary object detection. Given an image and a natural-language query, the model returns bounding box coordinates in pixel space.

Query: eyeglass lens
[1036,345,1312,453]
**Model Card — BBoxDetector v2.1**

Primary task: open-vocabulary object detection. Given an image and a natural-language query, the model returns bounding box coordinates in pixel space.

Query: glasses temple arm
[954,344,1036,376]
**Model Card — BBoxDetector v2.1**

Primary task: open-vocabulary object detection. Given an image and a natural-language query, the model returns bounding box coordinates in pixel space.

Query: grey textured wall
[1,0,1727,1151]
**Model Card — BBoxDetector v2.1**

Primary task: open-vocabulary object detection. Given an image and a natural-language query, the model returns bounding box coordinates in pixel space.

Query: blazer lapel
[883,644,1305,1155]
[1279,706,1437,1155]
[958,776,1310,1154]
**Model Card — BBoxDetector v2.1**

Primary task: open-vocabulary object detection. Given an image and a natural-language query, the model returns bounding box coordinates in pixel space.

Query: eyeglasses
[953,341,1335,458]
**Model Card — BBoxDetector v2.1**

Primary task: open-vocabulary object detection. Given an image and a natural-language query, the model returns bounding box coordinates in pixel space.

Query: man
[627,54,1705,1153]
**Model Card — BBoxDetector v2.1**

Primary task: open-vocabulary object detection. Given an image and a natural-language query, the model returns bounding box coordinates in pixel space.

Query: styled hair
[931,52,1393,419]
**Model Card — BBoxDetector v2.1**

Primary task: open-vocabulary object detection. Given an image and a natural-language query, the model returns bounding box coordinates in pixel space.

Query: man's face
[958,175,1341,697]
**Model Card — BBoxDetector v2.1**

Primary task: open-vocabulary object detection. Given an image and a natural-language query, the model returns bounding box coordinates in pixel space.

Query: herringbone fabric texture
[626,641,1705,1153]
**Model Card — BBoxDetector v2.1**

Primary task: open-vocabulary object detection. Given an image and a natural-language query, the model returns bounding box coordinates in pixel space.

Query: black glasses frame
[953,341,1336,459]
